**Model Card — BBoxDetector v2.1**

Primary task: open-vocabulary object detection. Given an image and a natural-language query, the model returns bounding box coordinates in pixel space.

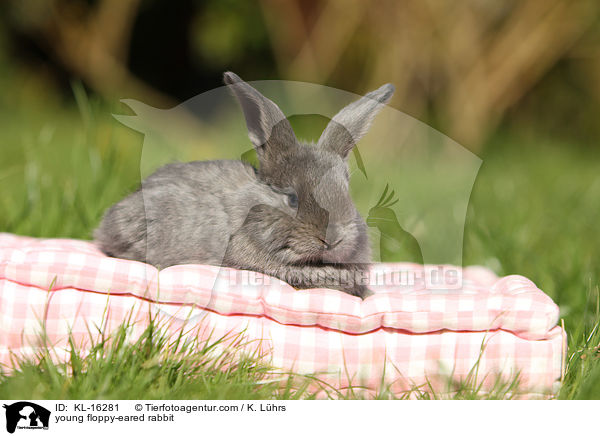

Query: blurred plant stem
[4,0,600,150]
[9,0,175,108]
[259,0,599,150]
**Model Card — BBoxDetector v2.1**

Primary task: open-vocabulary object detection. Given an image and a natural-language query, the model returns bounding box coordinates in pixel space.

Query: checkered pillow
[0,233,565,397]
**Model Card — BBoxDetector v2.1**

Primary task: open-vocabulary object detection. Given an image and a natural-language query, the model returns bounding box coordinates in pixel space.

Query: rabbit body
[95,160,262,267]
[95,72,394,298]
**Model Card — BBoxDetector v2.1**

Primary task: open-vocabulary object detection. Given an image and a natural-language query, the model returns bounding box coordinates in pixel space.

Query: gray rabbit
[94,72,394,298]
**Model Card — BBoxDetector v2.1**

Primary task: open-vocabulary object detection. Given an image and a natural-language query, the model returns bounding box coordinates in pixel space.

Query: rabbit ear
[317,83,394,158]
[224,72,297,161]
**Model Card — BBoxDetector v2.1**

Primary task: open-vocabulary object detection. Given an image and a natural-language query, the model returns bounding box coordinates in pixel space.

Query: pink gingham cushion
[0,233,566,396]
[0,233,559,339]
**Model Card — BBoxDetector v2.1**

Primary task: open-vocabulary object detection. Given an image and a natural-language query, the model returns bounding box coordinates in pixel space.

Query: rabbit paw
[342,283,373,299]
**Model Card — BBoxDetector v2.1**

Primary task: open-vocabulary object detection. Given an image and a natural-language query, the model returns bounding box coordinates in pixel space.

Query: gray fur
[94,72,395,298]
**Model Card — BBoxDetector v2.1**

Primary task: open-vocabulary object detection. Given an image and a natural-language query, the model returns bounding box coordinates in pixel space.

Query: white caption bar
[0,400,591,435]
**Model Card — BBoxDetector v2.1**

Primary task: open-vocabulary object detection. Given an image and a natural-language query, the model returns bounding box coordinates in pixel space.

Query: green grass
[0,312,543,400]
[1,81,600,399]
[0,309,314,400]
[0,310,530,400]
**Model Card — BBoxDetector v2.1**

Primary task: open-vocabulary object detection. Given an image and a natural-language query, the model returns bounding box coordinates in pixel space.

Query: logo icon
[2,402,50,434]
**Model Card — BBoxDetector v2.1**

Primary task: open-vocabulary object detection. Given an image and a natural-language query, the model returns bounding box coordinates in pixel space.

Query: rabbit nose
[326,238,342,250]
[317,237,341,250]
[325,224,343,247]
[320,237,342,250]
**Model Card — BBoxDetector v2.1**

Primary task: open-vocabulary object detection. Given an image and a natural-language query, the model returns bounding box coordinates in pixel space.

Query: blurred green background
[4,0,600,148]
[1,0,600,398]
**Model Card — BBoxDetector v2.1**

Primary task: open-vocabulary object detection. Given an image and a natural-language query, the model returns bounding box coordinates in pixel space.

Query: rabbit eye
[287,193,298,208]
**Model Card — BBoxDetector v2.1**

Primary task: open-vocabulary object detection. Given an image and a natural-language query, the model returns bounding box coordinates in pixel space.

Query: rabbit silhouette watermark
[98,73,480,297]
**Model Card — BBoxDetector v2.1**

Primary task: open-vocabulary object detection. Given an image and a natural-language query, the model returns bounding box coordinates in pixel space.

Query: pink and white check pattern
[0,233,565,397]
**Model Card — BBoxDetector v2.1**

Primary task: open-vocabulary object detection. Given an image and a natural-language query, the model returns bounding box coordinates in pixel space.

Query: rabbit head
[224,72,394,267]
